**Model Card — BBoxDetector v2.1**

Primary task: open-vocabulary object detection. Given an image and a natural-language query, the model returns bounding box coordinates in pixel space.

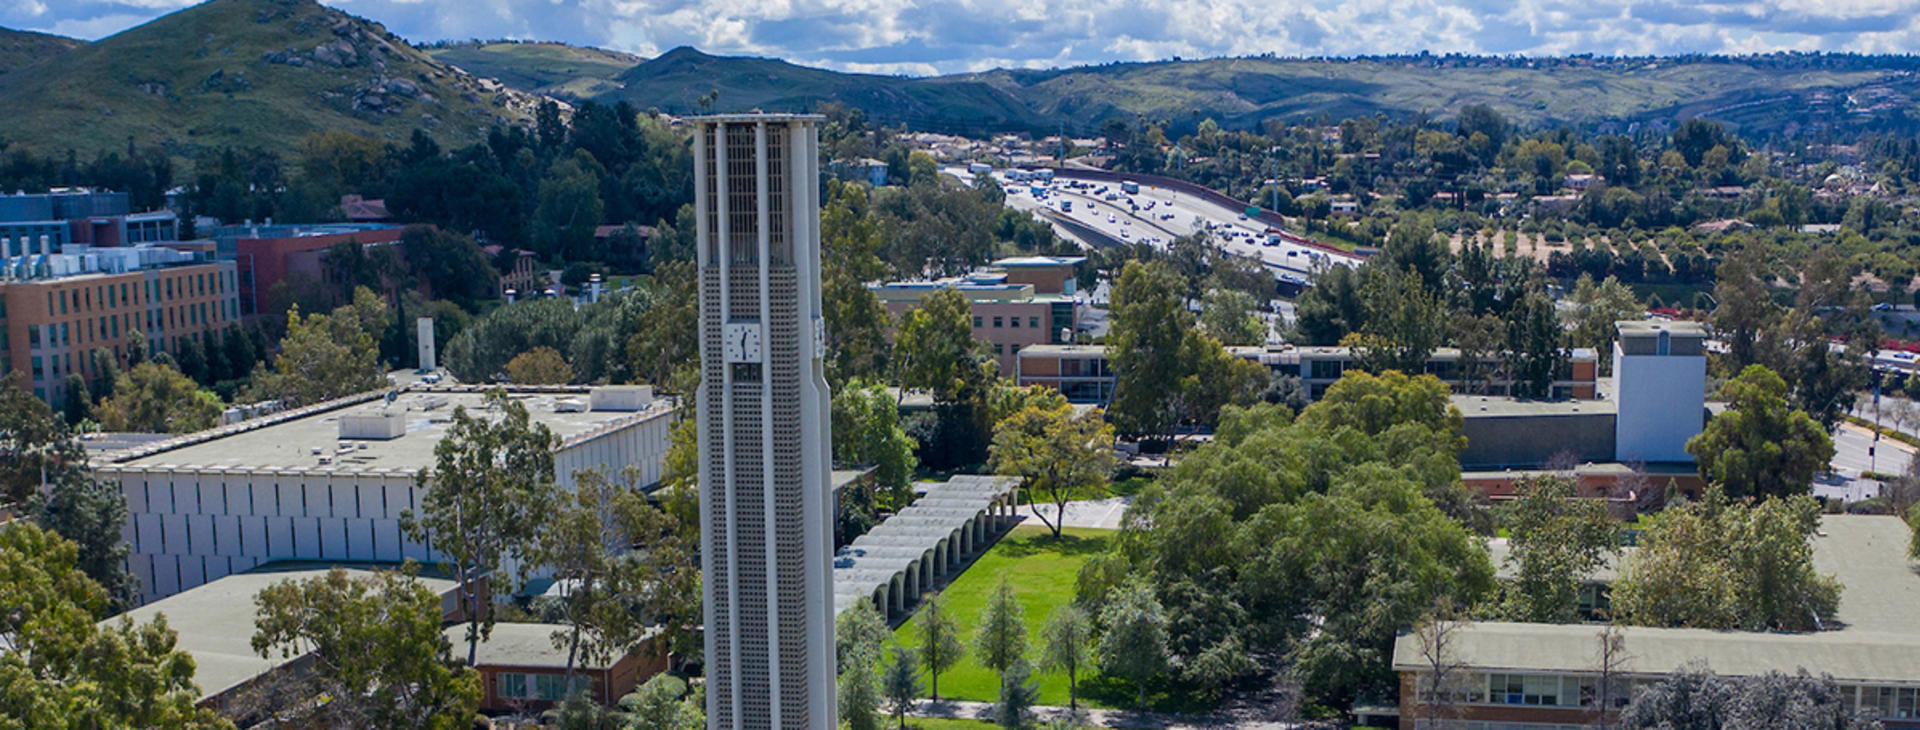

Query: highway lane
[964,168,1362,284]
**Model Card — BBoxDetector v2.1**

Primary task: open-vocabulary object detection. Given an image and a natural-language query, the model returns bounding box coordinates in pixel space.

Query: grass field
[888,525,1197,714]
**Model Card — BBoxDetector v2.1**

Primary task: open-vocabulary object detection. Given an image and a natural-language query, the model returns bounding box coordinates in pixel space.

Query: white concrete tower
[694,114,836,730]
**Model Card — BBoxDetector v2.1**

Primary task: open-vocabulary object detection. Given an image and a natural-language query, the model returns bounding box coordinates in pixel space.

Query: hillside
[0,0,543,161]
[604,47,1046,133]
[599,49,1920,137]
[426,41,640,99]
[0,28,82,77]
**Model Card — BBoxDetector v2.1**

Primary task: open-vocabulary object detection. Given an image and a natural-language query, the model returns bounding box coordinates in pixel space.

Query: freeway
[956,167,1362,285]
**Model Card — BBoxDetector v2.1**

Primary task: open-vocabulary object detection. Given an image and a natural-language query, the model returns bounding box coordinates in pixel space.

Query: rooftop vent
[553,398,588,413]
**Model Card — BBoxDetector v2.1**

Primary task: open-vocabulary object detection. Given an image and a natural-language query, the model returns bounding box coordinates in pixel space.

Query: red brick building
[460,622,671,713]
[219,224,406,317]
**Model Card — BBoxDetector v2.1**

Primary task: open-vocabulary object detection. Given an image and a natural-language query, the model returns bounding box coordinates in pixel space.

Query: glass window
[1010,316,1021,328]
[1030,316,1040,328]
[27,325,37,348]
[993,316,1004,328]
[497,672,528,699]
[972,316,983,328]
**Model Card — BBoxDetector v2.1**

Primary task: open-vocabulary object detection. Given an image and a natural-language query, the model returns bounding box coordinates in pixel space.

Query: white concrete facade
[695,114,837,730]
[1612,321,1708,463]
[95,386,677,605]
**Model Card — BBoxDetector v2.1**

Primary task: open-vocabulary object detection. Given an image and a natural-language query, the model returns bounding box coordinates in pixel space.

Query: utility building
[694,114,836,730]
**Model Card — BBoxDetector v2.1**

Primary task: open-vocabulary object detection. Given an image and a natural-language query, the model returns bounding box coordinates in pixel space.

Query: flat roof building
[107,563,463,710]
[1016,344,1601,404]
[93,385,677,604]
[1391,515,1920,730]
[875,256,1086,376]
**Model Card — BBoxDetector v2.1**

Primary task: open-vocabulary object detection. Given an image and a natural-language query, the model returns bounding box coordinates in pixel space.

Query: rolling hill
[0,27,82,77]
[425,41,641,100]
[604,47,1046,134]
[0,0,543,161]
[597,48,1920,138]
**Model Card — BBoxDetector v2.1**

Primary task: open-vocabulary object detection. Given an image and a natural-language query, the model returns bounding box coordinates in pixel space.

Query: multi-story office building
[694,114,837,730]
[0,246,239,408]
[874,255,1085,374]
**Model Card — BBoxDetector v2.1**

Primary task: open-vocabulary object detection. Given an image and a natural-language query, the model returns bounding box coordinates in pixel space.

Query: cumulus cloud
[6,0,1920,73]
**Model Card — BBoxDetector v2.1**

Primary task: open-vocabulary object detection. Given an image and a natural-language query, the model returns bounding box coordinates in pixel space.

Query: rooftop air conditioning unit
[553,398,588,413]
[338,411,406,440]
[589,385,654,412]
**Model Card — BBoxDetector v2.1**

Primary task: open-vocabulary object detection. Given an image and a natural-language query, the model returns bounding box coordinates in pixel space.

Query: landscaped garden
[884,524,1204,714]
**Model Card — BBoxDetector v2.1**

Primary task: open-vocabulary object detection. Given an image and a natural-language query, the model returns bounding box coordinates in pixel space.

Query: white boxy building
[91,385,678,605]
[1611,320,1708,463]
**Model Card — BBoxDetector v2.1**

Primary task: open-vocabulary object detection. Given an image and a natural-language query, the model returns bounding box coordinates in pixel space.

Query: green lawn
[891,525,1195,713]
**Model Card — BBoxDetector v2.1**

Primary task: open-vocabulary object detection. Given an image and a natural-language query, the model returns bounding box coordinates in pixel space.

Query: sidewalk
[908,698,1239,729]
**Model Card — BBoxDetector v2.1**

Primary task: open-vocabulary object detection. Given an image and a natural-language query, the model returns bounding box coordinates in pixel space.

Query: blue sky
[6,0,1920,75]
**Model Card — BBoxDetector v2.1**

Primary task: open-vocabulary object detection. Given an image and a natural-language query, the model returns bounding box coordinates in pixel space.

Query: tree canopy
[1686,364,1834,500]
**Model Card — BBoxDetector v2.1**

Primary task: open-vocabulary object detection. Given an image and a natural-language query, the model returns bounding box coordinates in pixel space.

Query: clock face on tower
[723,322,764,363]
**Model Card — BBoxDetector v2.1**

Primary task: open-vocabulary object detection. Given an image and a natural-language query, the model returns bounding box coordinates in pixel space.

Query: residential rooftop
[100,386,675,475]
[450,622,657,670]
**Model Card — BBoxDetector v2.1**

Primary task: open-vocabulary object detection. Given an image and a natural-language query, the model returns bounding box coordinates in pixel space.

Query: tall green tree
[1502,289,1566,399]
[251,566,480,729]
[882,645,921,730]
[1199,288,1265,346]
[534,150,608,262]
[1350,266,1446,374]
[894,288,992,402]
[1038,603,1094,712]
[95,361,223,434]
[1561,275,1642,370]
[994,662,1039,730]
[837,600,886,730]
[249,287,388,406]
[530,466,690,687]
[1097,579,1169,710]
[989,403,1116,539]
[36,476,138,612]
[402,389,558,665]
[1108,260,1189,437]
[0,523,229,729]
[973,573,1029,680]
[1495,476,1618,623]
[832,379,920,507]
[821,180,893,385]
[1686,364,1834,500]
[916,591,966,701]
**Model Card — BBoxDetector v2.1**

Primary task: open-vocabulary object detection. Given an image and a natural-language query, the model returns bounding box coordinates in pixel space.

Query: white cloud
[9,0,1920,72]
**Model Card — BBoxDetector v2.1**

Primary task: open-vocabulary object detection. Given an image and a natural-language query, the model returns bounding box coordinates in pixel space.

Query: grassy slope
[607,47,1042,133]
[0,27,82,77]
[890,526,1200,713]
[426,41,640,98]
[0,0,534,160]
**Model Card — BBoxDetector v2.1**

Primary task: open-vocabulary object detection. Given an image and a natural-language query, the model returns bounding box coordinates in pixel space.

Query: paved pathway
[1015,496,1132,530]
[908,698,1298,729]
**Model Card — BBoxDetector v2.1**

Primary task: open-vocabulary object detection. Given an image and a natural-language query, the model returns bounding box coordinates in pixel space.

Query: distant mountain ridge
[0,0,542,160]
[599,48,1920,137]
[424,41,640,100]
